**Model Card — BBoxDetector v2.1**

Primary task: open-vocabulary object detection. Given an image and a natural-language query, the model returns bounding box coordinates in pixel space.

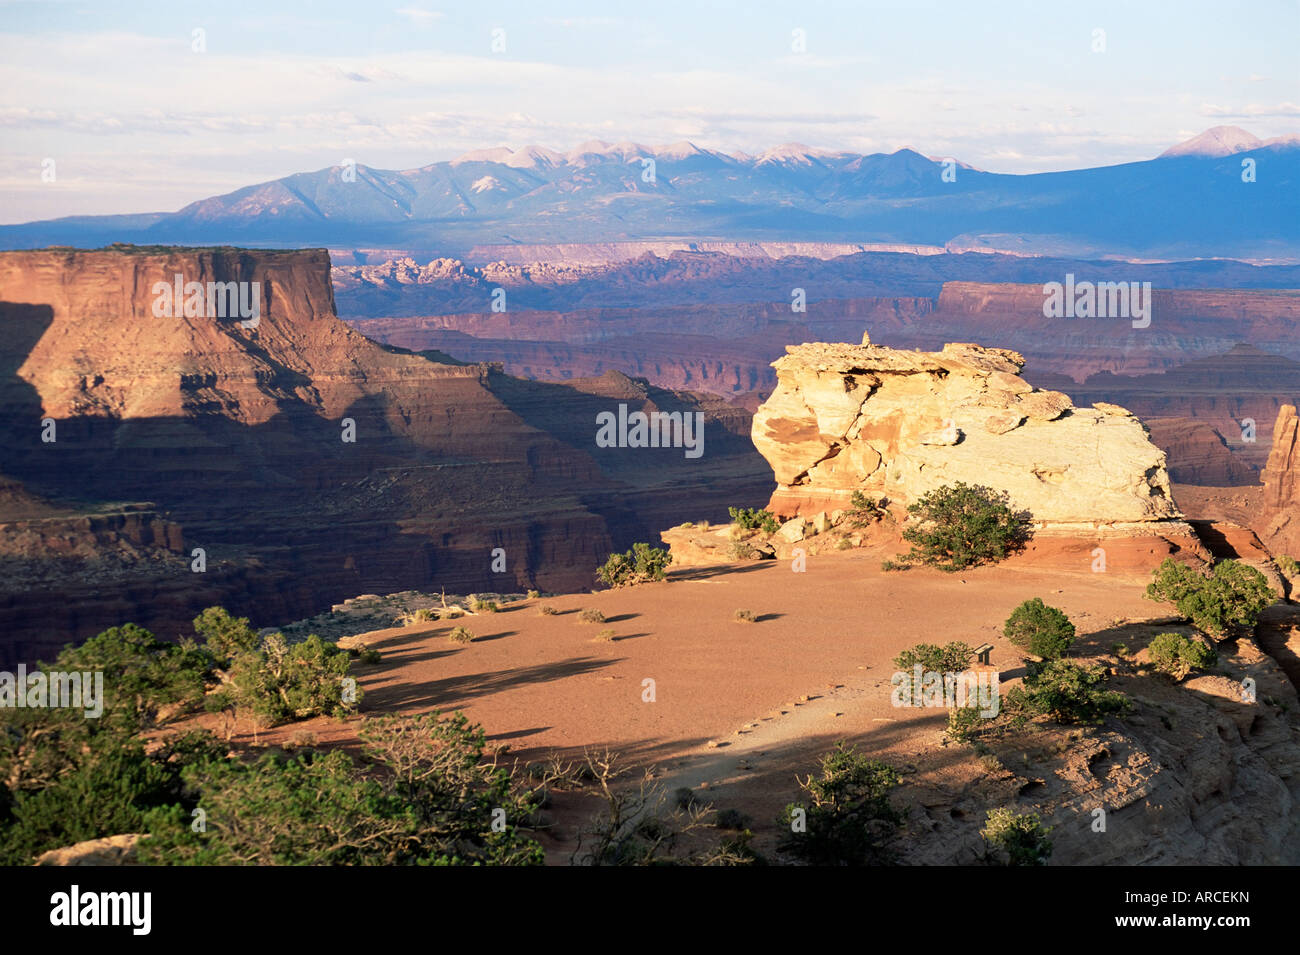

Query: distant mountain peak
[755,143,825,166]
[1159,126,1263,159]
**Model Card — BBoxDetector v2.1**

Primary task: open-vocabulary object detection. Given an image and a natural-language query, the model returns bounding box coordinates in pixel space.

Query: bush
[893,642,975,674]
[715,807,752,830]
[1003,598,1075,659]
[1147,632,1216,680]
[893,642,975,698]
[527,589,541,599]
[1007,660,1129,725]
[192,607,260,669]
[448,626,475,644]
[538,605,558,616]
[594,629,616,642]
[1145,558,1274,638]
[52,623,211,732]
[779,742,904,865]
[982,808,1052,866]
[1278,555,1299,577]
[469,597,499,613]
[888,483,1029,572]
[596,543,673,588]
[0,730,223,866]
[734,609,757,623]
[729,506,780,534]
[139,713,544,866]
[729,540,760,561]
[398,608,435,627]
[947,704,985,743]
[846,490,889,527]
[357,648,383,665]
[578,609,606,624]
[212,633,359,727]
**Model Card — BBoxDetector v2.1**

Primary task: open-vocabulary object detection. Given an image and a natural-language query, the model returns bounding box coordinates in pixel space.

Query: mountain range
[3,127,1297,261]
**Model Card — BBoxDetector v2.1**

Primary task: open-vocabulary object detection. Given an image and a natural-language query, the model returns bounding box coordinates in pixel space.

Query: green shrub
[596,543,673,588]
[1003,598,1075,659]
[358,648,383,665]
[192,607,260,669]
[729,506,780,534]
[1277,555,1299,577]
[527,589,541,599]
[836,537,854,551]
[779,742,904,865]
[469,596,499,613]
[52,623,211,732]
[139,713,544,866]
[893,642,975,674]
[0,730,223,866]
[947,703,985,743]
[846,490,889,527]
[981,808,1052,866]
[212,633,359,727]
[448,626,475,644]
[893,642,976,698]
[1145,558,1273,638]
[1007,660,1129,725]
[1147,632,1216,680]
[887,483,1029,572]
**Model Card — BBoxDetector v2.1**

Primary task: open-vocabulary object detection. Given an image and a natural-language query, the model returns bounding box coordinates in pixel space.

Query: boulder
[776,518,808,543]
[36,834,142,866]
[752,335,1183,528]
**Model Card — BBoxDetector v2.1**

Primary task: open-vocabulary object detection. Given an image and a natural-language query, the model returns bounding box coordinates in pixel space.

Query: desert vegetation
[1145,558,1274,638]
[728,506,780,535]
[1003,599,1076,659]
[596,542,672,588]
[0,609,367,864]
[981,808,1052,866]
[1007,660,1130,725]
[780,742,904,865]
[1146,632,1217,681]
[881,482,1029,572]
[846,490,890,527]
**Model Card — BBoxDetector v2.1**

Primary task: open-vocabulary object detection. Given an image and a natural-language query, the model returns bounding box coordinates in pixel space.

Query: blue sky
[2,0,1297,222]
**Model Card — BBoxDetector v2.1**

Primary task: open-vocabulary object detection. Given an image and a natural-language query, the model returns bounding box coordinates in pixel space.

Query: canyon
[0,246,769,666]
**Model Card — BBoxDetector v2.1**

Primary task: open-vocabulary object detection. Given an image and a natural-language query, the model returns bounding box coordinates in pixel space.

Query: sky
[1,0,1297,223]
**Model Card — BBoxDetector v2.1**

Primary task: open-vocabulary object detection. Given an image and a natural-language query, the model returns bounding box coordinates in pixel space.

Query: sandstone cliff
[1259,404,1300,557]
[751,335,1187,537]
[0,246,770,665]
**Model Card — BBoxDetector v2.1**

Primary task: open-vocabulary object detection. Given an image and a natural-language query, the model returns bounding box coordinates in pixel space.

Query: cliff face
[1258,405,1300,557]
[1262,405,1299,508]
[0,246,770,665]
[751,335,1183,531]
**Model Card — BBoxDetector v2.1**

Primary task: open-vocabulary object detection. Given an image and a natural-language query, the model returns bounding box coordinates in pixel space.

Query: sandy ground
[228,542,1199,862]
